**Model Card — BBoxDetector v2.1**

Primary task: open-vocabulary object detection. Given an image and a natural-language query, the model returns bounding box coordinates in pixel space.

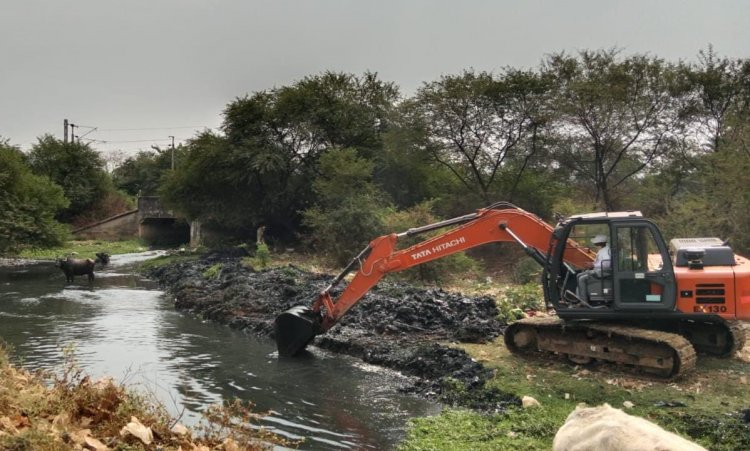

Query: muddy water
[0,253,440,449]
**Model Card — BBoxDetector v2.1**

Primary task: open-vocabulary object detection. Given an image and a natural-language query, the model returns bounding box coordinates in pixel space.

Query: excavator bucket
[274,306,321,356]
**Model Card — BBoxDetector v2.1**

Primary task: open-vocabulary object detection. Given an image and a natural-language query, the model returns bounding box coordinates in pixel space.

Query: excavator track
[504,316,697,378]
[675,319,746,357]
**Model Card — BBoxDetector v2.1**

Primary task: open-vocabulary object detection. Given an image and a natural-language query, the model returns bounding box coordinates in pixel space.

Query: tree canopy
[412,69,549,205]
[0,141,69,253]
[26,135,111,222]
[161,72,399,239]
[4,48,750,257]
[543,50,683,211]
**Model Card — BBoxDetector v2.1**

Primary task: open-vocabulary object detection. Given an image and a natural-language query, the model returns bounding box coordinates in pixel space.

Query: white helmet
[591,234,608,245]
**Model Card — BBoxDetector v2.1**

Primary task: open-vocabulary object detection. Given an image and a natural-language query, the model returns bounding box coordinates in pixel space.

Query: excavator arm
[275,202,594,356]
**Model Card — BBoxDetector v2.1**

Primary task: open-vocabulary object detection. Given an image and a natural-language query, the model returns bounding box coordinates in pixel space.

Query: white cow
[553,404,706,451]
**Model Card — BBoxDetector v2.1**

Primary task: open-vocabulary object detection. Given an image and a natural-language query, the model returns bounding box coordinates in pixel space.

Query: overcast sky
[1,0,748,155]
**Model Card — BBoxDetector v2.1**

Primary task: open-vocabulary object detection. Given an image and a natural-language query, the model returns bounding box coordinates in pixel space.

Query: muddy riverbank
[144,251,520,412]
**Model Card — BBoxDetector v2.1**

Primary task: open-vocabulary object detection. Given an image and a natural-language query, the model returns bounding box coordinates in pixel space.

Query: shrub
[303,148,392,265]
[512,256,542,285]
[250,242,271,269]
[382,201,482,283]
[202,263,223,279]
[496,283,545,323]
[69,190,135,228]
[0,143,69,254]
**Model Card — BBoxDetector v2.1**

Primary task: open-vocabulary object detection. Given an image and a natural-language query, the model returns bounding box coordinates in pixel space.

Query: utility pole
[169,135,175,170]
[70,123,77,143]
[64,119,69,143]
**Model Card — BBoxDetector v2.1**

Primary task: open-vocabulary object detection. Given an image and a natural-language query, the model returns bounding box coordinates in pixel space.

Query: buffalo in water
[95,252,110,265]
[57,253,110,284]
[57,257,95,283]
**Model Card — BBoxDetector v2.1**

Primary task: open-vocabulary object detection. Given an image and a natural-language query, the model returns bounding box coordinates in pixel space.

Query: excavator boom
[275,202,592,356]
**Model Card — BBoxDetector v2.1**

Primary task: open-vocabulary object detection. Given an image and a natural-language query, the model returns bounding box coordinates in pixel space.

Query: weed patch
[202,263,223,279]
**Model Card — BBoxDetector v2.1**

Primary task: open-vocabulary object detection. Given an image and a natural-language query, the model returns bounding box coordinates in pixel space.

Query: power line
[88,138,176,144]
[96,125,213,132]
[99,147,163,152]
[62,118,207,155]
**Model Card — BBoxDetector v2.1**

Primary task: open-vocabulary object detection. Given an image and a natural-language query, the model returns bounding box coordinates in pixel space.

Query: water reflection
[0,255,440,449]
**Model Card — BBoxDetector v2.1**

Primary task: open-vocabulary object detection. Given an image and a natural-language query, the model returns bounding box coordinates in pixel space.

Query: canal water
[0,253,440,449]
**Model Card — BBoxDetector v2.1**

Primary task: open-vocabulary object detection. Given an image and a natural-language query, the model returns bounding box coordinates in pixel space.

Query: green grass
[399,408,558,451]
[399,341,750,450]
[17,239,147,260]
[203,263,223,279]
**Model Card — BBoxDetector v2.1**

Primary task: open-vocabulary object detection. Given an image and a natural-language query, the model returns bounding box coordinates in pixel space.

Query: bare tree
[681,46,750,153]
[544,50,682,211]
[102,149,126,173]
[413,69,549,203]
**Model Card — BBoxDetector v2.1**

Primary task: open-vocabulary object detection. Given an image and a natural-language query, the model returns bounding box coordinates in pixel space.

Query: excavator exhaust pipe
[274,306,321,357]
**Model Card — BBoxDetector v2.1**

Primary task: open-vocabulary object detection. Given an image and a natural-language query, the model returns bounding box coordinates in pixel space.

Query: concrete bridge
[72,196,190,245]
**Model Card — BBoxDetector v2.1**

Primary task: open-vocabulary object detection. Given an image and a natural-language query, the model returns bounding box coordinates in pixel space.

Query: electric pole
[64,119,69,143]
[169,135,175,169]
[70,123,77,143]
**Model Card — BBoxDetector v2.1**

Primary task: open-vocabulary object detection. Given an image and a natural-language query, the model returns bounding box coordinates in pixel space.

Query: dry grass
[0,344,299,450]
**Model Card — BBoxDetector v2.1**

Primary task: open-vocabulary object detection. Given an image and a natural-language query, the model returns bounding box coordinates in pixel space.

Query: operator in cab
[576,234,611,301]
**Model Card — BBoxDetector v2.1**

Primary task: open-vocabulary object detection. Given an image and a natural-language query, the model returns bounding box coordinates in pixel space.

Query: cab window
[616,226,663,272]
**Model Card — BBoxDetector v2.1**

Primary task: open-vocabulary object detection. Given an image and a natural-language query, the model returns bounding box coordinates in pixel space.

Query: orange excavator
[275,202,749,377]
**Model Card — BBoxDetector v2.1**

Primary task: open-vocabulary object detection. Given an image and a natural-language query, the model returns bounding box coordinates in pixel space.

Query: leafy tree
[112,147,182,196]
[680,47,750,153]
[544,50,683,211]
[302,148,391,264]
[223,71,398,155]
[26,135,111,222]
[656,127,750,254]
[161,129,317,240]
[374,109,458,209]
[163,72,399,241]
[159,132,239,222]
[0,141,69,253]
[412,69,550,204]
[69,191,135,228]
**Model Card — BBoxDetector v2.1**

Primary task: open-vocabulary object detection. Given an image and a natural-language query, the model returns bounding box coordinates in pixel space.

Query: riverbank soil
[145,252,520,411]
[145,253,750,450]
[0,345,292,450]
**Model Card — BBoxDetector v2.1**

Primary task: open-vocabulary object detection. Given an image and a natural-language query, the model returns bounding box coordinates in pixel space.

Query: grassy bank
[0,344,294,450]
[399,340,750,450]
[16,239,148,260]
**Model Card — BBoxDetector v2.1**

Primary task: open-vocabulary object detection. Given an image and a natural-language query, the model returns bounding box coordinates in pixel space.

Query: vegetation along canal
[0,252,440,449]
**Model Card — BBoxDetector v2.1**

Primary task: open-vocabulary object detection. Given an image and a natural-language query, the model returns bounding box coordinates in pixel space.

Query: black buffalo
[57,257,96,283]
[95,252,110,265]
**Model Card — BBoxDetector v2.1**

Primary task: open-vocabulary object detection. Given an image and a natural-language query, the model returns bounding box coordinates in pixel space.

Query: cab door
[613,221,676,310]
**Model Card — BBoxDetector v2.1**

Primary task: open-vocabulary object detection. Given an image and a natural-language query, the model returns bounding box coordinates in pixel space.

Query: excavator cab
[545,212,678,319]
